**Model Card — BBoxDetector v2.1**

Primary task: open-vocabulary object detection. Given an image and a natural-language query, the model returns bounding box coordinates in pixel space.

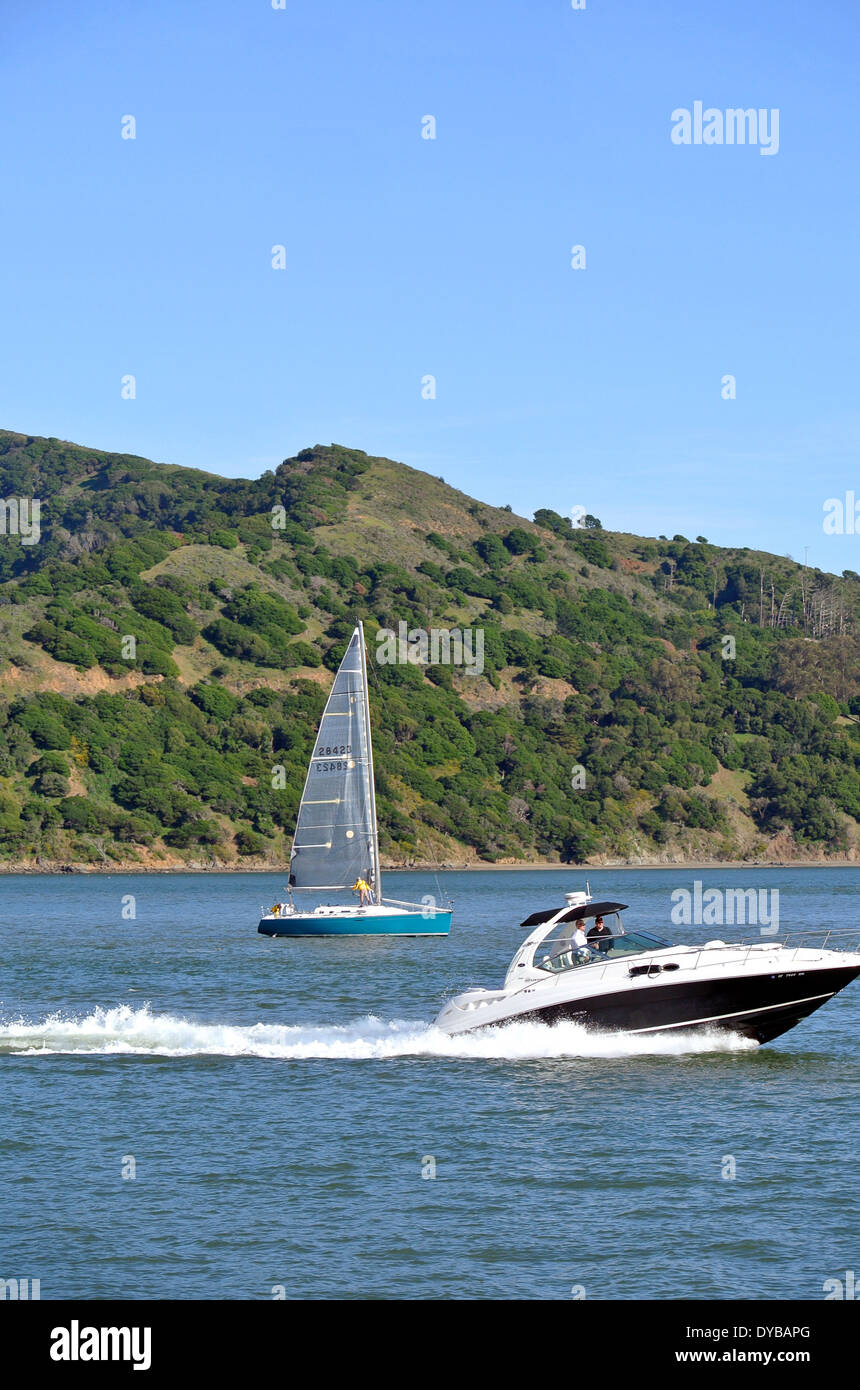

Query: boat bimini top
[520,899,629,928]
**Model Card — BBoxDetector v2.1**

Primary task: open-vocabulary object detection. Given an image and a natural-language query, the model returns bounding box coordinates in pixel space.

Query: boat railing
[731,927,860,960]
[679,928,860,976]
[381,896,452,913]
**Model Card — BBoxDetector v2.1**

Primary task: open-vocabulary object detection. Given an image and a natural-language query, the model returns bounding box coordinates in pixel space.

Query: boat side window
[535,943,587,973]
[601,929,672,956]
[533,915,620,971]
[534,920,672,971]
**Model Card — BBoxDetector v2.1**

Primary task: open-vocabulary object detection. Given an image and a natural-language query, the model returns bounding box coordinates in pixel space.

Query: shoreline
[1,859,858,875]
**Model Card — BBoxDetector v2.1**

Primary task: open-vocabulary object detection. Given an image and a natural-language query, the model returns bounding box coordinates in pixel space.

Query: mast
[358,620,382,904]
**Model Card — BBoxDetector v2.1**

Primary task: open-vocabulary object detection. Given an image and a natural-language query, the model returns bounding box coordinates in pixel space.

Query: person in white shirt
[572,922,588,950]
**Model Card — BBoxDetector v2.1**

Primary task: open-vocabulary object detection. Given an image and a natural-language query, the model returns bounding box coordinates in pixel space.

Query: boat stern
[434,986,510,1033]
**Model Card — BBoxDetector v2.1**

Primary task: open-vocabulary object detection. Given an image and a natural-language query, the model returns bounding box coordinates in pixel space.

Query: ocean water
[1,867,857,1301]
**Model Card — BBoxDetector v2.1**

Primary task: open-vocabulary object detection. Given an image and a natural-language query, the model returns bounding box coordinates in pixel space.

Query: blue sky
[2,0,858,571]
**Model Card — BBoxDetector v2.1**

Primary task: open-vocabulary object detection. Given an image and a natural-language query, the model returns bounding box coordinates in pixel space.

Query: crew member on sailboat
[352,878,372,907]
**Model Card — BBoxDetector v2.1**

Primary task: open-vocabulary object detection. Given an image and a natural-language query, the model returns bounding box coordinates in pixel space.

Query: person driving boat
[587,914,612,953]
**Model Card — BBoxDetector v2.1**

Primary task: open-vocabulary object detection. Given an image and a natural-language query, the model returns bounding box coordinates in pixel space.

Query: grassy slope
[2,428,860,869]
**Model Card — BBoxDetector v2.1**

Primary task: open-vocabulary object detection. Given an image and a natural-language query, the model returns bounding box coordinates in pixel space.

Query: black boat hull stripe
[503,966,860,1044]
[627,991,834,1032]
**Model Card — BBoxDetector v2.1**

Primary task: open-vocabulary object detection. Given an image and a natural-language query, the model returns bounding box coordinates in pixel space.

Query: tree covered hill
[2,426,860,869]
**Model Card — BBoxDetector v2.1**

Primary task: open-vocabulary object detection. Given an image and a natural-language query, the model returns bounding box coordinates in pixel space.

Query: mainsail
[289,623,381,896]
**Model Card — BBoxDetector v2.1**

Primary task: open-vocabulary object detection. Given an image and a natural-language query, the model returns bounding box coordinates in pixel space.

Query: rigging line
[366,634,383,697]
[366,631,450,904]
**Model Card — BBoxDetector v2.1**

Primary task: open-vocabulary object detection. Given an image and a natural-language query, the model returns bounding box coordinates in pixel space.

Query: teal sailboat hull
[258,908,452,937]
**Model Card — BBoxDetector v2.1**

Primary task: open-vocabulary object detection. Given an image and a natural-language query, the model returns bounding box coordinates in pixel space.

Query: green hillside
[2,427,860,870]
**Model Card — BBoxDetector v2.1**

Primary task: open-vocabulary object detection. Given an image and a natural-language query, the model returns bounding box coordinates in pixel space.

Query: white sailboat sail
[289,623,381,899]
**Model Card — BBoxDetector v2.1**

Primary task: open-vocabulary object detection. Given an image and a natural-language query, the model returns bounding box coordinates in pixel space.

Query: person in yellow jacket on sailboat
[352,877,371,907]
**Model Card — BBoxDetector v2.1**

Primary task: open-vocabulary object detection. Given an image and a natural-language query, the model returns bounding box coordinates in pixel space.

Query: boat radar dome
[564,890,591,909]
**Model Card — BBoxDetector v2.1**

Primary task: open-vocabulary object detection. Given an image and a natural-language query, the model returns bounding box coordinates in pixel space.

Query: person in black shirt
[587,915,612,953]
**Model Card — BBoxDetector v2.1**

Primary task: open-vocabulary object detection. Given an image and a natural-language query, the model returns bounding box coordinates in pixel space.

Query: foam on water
[0,1004,758,1059]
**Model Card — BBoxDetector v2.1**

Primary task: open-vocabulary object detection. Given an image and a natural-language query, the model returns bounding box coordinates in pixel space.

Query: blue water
[1,868,858,1300]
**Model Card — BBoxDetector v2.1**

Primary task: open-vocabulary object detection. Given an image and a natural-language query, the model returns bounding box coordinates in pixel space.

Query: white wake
[0,1004,757,1059]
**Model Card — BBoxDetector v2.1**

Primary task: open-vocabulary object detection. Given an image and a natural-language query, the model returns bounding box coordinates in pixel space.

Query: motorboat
[258,621,452,937]
[434,891,860,1043]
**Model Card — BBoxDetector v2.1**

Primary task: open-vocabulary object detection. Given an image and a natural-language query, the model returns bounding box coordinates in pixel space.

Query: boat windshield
[534,923,672,973]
